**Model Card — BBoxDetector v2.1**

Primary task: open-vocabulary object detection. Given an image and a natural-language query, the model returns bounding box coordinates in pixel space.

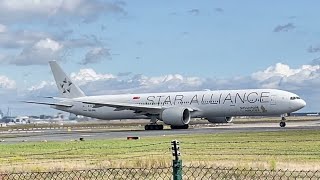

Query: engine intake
[159,107,191,126]
[206,117,234,124]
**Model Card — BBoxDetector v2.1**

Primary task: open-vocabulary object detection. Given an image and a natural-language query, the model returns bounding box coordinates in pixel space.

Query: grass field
[0,129,319,172]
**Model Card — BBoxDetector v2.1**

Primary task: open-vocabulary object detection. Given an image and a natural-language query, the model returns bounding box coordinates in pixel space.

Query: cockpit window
[290,96,301,100]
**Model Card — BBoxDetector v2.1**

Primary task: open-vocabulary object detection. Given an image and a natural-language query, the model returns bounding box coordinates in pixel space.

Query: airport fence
[1,166,320,179]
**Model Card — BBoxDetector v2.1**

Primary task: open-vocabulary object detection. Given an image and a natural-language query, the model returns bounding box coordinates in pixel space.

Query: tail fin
[49,61,85,98]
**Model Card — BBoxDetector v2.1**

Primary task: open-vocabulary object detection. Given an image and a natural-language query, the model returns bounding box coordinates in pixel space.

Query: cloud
[0,26,50,49]
[0,0,126,24]
[63,36,103,49]
[214,8,224,13]
[117,72,132,77]
[169,12,178,16]
[0,25,106,65]
[80,47,111,65]
[252,63,320,89]
[0,26,95,50]
[35,38,63,51]
[311,57,320,65]
[253,63,301,81]
[27,69,204,96]
[27,81,55,91]
[188,9,200,16]
[11,38,64,66]
[27,63,320,94]
[307,45,320,53]
[0,75,16,89]
[70,68,115,86]
[273,23,296,32]
[120,63,320,108]
[0,24,7,32]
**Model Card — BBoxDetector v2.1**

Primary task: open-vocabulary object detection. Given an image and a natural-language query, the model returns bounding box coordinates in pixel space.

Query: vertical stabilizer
[49,61,85,98]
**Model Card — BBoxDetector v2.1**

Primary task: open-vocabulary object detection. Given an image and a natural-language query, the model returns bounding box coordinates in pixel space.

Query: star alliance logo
[60,78,72,94]
[260,105,267,113]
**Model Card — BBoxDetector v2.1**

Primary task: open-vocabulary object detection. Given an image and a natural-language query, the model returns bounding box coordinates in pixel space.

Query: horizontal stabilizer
[40,96,70,101]
[22,101,73,107]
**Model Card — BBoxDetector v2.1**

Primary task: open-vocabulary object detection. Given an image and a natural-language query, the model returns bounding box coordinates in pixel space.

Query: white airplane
[26,61,306,130]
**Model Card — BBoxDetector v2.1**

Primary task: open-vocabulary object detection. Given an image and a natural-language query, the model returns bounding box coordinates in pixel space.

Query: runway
[0,120,320,143]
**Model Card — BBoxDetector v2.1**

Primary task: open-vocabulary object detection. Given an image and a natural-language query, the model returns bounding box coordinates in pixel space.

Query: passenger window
[290,97,300,100]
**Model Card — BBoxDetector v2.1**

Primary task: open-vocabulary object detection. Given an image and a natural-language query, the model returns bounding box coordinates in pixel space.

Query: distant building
[306,113,319,116]
[292,112,320,116]
[13,116,30,124]
[40,115,53,119]
[1,116,15,123]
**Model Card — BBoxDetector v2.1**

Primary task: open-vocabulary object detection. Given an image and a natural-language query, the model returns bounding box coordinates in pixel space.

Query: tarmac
[0,120,319,143]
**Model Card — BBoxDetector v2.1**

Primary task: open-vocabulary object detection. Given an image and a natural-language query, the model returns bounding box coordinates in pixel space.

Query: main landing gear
[145,124,163,130]
[279,116,286,128]
[144,116,163,130]
[171,124,189,129]
[144,117,190,130]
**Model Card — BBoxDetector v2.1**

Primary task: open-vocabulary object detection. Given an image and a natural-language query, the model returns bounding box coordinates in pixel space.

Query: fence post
[171,140,182,180]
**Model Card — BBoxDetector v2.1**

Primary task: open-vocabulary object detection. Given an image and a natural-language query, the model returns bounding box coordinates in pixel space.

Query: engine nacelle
[206,117,234,124]
[159,107,191,126]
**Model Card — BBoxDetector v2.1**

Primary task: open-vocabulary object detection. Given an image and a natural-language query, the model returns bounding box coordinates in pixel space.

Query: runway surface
[0,120,320,143]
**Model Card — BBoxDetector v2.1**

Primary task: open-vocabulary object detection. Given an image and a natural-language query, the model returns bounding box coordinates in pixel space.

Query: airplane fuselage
[54,89,305,120]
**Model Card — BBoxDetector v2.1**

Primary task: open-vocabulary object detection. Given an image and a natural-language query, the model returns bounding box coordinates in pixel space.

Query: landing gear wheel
[280,121,286,128]
[170,124,189,129]
[144,124,163,130]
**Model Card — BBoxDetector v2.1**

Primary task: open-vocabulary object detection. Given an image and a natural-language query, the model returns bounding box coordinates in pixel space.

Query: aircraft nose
[290,98,306,111]
[300,99,306,108]
[294,99,306,110]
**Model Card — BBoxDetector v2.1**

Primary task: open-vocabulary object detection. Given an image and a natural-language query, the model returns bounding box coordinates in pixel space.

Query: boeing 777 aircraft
[26,61,306,130]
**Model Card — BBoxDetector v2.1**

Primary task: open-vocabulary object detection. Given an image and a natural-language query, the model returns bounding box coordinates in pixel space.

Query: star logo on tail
[60,78,72,94]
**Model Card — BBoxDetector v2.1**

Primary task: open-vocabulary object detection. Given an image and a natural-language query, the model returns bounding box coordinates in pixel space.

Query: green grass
[0,130,319,172]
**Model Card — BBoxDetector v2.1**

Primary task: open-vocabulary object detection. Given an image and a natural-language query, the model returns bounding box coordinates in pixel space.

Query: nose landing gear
[279,116,286,127]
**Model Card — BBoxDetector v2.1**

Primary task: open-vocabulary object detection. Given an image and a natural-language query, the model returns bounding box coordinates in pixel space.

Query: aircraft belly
[201,102,287,117]
[67,106,145,120]
[200,105,228,117]
[97,109,144,120]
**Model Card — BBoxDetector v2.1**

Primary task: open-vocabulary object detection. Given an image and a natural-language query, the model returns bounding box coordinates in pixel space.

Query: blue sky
[0,0,320,115]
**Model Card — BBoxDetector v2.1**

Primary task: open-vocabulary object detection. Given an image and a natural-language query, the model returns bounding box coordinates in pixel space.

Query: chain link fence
[0,166,319,179]
[0,168,171,180]
[183,166,320,179]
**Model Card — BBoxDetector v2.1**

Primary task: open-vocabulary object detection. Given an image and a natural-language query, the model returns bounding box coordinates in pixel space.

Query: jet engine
[206,117,234,123]
[159,107,191,126]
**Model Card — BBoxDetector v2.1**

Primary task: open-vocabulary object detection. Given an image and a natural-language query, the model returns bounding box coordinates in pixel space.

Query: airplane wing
[81,101,164,112]
[22,101,73,107]
[80,100,198,113]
